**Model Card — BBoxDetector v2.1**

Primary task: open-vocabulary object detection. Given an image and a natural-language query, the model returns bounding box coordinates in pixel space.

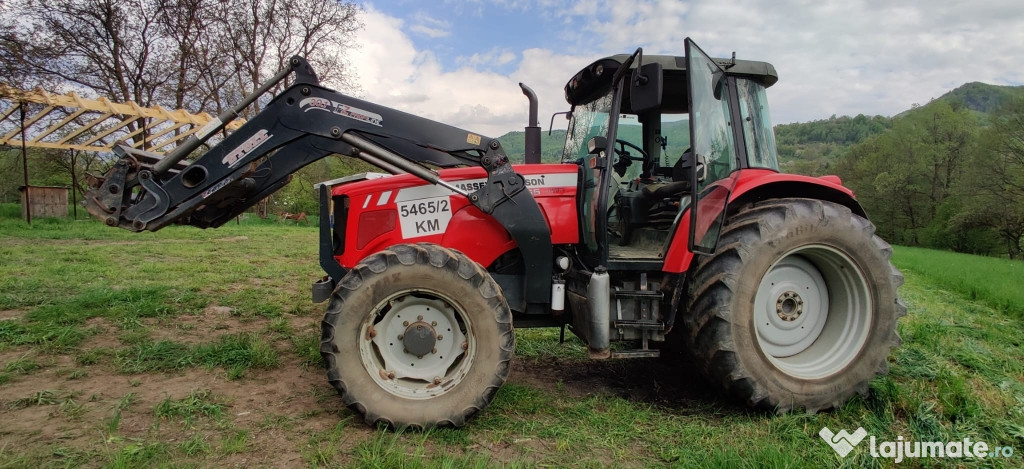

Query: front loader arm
[84,56,554,304]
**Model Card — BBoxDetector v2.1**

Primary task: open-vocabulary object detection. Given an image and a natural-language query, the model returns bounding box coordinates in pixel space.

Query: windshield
[562,89,615,163]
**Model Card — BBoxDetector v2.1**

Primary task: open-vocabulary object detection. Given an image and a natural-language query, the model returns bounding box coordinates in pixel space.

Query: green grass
[115,332,279,378]
[180,433,212,456]
[894,245,1024,318]
[1,211,1022,467]
[154,389,225,427]
[0,202,21,218]
[194,332,280,379]
[8,389,62,409]
[3,356,42,375]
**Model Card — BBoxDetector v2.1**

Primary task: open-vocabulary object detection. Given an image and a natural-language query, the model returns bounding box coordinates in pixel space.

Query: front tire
[320,243,514,428]
[684,198,905,412]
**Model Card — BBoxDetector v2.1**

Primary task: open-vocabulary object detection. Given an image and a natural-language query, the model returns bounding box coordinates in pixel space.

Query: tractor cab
[561,39,780,267]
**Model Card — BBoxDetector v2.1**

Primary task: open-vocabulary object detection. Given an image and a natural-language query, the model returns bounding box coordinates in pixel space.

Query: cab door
[685,38,742,254]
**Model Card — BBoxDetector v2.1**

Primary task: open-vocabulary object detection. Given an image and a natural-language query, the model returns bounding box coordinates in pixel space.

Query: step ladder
[611,273,664,358]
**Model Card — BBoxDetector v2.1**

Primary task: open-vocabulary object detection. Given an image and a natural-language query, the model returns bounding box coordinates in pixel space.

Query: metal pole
[70,149,78,219]
[20,104,31,225]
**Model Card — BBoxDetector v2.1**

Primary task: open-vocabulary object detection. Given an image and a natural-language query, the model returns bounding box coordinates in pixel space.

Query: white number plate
[396,196,452,238]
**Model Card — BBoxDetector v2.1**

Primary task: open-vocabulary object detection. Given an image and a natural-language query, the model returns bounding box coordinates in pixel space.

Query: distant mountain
[498,120,691,164]
[774,114,892,175]
[777,82,1024,175]
[497,130,567,163]
[930,82,1024,115]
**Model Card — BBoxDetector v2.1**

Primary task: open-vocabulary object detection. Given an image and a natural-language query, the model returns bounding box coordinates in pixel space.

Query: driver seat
[613,150,694,245]
[641,150,694,199]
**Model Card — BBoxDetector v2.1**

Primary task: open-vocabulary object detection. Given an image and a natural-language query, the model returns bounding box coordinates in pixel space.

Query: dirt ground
[0,306,728,466]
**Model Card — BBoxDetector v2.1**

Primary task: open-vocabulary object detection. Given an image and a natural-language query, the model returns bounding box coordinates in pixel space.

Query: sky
[341,0,1024,137]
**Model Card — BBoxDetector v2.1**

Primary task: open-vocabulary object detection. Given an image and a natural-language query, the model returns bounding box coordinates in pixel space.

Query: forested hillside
[767,83,1024,259]
[834,96,1024,259]
[498,130,567,163]
[774,114,892,175]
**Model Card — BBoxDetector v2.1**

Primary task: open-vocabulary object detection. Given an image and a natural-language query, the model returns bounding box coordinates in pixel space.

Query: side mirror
[630,62,663,113]
[695,154,707,183]
[679,152,708,184]
[712,73,726,100]
[587,136,607,155]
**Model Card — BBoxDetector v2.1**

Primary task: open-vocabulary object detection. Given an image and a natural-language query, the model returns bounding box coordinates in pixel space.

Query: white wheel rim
[753,245,872,379]
[359,289,472,399]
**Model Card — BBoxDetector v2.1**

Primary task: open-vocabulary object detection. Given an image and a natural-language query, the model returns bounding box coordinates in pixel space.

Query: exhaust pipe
[519,83,541,164]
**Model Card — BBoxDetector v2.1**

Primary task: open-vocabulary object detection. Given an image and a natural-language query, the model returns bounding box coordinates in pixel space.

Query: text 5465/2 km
[399,199,450,217]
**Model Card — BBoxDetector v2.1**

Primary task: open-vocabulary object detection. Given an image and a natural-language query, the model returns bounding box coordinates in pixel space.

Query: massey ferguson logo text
[299,97,383,127]
[222,129,272,168]
[455,175,549,192]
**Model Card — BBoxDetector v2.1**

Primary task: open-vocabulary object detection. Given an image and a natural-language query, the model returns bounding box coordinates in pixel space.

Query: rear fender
[662,170,864,273]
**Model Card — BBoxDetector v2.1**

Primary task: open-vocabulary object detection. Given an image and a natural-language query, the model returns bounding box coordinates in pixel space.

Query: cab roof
[564,53,778,112]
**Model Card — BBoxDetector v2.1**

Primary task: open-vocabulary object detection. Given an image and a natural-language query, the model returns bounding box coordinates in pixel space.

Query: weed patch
[114,332,279,377]
[154,389,225,427]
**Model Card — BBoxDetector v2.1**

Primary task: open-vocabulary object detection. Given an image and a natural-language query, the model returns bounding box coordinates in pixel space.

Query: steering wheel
[612,139,648,177]
[614,139,648,162]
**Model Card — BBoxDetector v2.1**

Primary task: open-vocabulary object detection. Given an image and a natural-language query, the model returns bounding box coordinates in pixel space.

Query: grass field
[1,208,1022,467]
[893,246,1024,319]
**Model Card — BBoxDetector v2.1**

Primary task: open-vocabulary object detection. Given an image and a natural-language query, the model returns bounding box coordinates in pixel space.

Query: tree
[1,0,363,217]
[215,0,360,115]
[2,0,361,129]
[836,101,979,247]
[956,98,1024,259]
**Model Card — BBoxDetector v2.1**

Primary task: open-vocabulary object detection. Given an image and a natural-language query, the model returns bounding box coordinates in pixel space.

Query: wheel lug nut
[431,348,437,354]
[431,321,437,326]
[437,334,443,340]
[403,321,409,327]
[417,315,423,321]
[398,334,404,340]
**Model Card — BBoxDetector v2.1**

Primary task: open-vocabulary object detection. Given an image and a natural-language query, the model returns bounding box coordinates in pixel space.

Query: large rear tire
[320,243,514,428]
[684,198,905,412]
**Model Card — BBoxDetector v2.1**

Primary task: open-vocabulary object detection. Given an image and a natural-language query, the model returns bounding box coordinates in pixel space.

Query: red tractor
[85,39,904,428]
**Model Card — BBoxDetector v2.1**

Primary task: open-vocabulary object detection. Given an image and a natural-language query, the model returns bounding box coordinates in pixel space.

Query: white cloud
[456,48,518,68]
[349,7,590,137]
[408,11,451,38]
[350,0,1024,137]
[409,24,450,38]
[546,0,1024,123]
